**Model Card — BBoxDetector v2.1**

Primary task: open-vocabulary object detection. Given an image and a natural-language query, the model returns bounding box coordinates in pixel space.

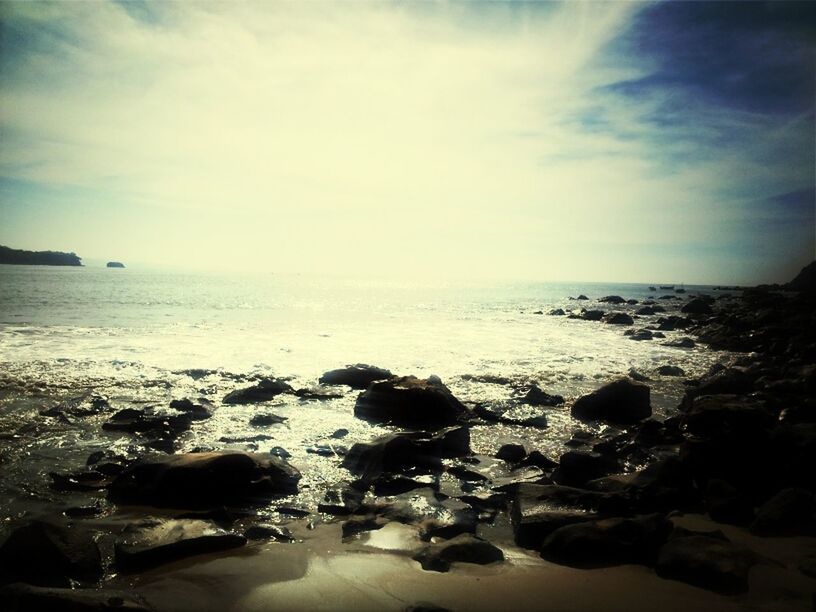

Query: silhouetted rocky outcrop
[0,245,81,266]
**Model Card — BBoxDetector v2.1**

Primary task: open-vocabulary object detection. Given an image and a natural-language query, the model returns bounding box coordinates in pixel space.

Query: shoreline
[1,264,815,611]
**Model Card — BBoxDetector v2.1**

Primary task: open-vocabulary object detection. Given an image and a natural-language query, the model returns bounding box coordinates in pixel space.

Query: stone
[412,534,504,572]
[541,514,672,568]
[244,524,295,542]
[249,413,287,427]
[656,365,685,377]
[656,535,757,595]
[354,376,468,429]
[115,519,246,571]
[0,520,102,587]
[169,398,213,420]
[319,364,393,389]
[108,451,301,508]
[552,451,617,487]
[571,379,651,425]
[603,313,634,325]
[681,298,713,315]
[598,296,626,304]
[683,394,775,439]
[751,488,815,536]
[510,483,603,548]
[0,583,152,612]
[222,378,293,404]
[663,337,695,348]
[521,385,564,406]
[496,443,526,463]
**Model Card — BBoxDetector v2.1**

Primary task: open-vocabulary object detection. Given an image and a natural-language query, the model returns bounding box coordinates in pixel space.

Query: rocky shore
[1,263,814,611]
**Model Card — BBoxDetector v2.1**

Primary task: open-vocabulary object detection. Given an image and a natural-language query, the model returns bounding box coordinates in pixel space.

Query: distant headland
[107,261,125,268]
[0,245,82,266]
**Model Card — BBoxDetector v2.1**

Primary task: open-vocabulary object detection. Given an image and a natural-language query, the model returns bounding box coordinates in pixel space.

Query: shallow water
[0,266,731,526]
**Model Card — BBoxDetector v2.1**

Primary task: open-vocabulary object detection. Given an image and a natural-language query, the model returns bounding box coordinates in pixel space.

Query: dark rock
[115,519,246,571]
[49,470,111,492]
[705,479,754,525]
[40,393,111,418]
[249,413,287,427]
[798,554,816,578]
[656,315,691,331]
[306,444,346,457]
[447,465,488,483]
[569,309,605,321]
[656,365,685,377]
[319,364,393,389]
[681,298,714,315]
[496,443,526,463]
[379,489,477,540]
[576,294,589,300]
[571,379,651,425]
[0,520,102,587]
[294,387,344,400]
[540,514,672,568]
[473,403,548,428]
[412,534,503,572]
[552,451,617,487]
[102,409,192,439]
[331,428,350,439]
[519,450,559,471]
[373,474,439,496]
[108,451,301,508]
[626,329,654,341]
[636,305,665,315]
[106,261,125,268]
[222,378,294,404]
[521,385,564,406]
[786,260,816,293]
[0,583,153,612]
[354,376,468,429]
[751,488,815,536]
[683,394,775,439]
[459,374,512,385]
[599,296,626,304]
[548,308,565,316]
[663,337,695,348]
[169,398,213,420]
[318,488,364,515]
[656,535,758,595]
[603,313,634,326]
[218,434,273,444]
[627,368,651,382]
[243,524,294,542]
[685,368,755,401]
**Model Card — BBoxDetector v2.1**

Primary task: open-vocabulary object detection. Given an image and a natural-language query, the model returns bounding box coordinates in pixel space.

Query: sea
[0,265,732,524]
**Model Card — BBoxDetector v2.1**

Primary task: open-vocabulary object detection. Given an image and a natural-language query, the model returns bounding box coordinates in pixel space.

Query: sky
[0,0,813,284]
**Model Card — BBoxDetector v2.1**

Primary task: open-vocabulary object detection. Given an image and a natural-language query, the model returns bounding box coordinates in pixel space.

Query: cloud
[0,0,812,283]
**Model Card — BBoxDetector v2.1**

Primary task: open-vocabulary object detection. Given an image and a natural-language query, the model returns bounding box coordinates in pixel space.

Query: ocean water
[0,266,730,522]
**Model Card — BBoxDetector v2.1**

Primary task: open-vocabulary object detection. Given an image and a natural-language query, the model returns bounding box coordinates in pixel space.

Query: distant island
[107,261,125,268]
[0,245,82,266]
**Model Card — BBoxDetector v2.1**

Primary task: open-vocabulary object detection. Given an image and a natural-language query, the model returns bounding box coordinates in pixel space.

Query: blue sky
[0,1,813,284]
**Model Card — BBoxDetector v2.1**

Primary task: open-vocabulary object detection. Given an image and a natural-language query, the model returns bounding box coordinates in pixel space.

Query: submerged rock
[115,519,246,571]
[571,379,651,425]
[354,376,468,429]
[0,520,102,587]
[413,533,503,572]
[319,364,393,389]
[222,378,293,405]
[40,393,111,419]
[169,398,213,420]
[108,451,301,508]
[521,385,564,406]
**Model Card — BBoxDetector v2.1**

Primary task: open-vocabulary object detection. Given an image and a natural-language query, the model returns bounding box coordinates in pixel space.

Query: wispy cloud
[0,1,812,283]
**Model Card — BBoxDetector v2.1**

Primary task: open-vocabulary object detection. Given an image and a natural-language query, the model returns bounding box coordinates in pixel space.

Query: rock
[473,403,548,428]
[373,474,439,496]
[249,413,287,427]
[115,519,246,571]
[603,313,634,325]
[518,450,559,471]
[635,305,665,315]
[341,517,387,539]
[379,489,477,540]
[750,488,815,536]
[786,260,816,293]
[318,487,364,515]
[102,409,192,439]
[627,368,651,382]
[598,296,626,304]
[243,524,294,542]
[108,451,301,508]
[683,394,775,439]
[269,446,292,459]
[663,337,695,348]
[40,393,111,418]
[552,451,617,487]
[0,520,102,587]
[0,583,152,612]
[705,479,754,525]
[532,310,543,315]
[218,434,273,444]
[447,465,488,483]
[656,535,758,595]
[342,427,470,484]
[354,376,468,429]
[49,470,111,492]
[306,444,346,457]
[331,428,350,439]
[540,514,672,568]
[798,554,816,578]
[222,378,293,404]
[548,308,565,316]
[685,368,755,400]
[521,385,564,406]
[576,294,589,300]
[496,443,526,463]
[626,329,654,341]
[656,365,684,377]
[412,534,503,572]
[568,309,605,321]
[655,315,691,331]
[169,398,213,420]
[510,483,603,548]
[319,364,393,389]
[571,379,651,425]
[106,261,125,268]
[681,298,713,315]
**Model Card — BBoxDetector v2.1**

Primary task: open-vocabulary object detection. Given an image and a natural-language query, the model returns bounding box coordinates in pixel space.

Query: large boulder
[571,379,651,425]
[750,488,815,536]
[603,313,634,326]
[510,483,604,548]
[319,364,393,389]
[656,534,758,595]
[681,298,714,315]
[0,521,102,587]
[552,451,617,487]
[598,296,626,304]
[108,452,301,508]
[540,514,672,568]
[115,519,246,571]
[412,534,503,572]
[354,376,468,429]
[683,394,776,439]
[222,378,293,405]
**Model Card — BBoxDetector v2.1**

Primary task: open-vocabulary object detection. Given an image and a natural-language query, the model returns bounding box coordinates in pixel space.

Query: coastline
[0,265,814,611]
